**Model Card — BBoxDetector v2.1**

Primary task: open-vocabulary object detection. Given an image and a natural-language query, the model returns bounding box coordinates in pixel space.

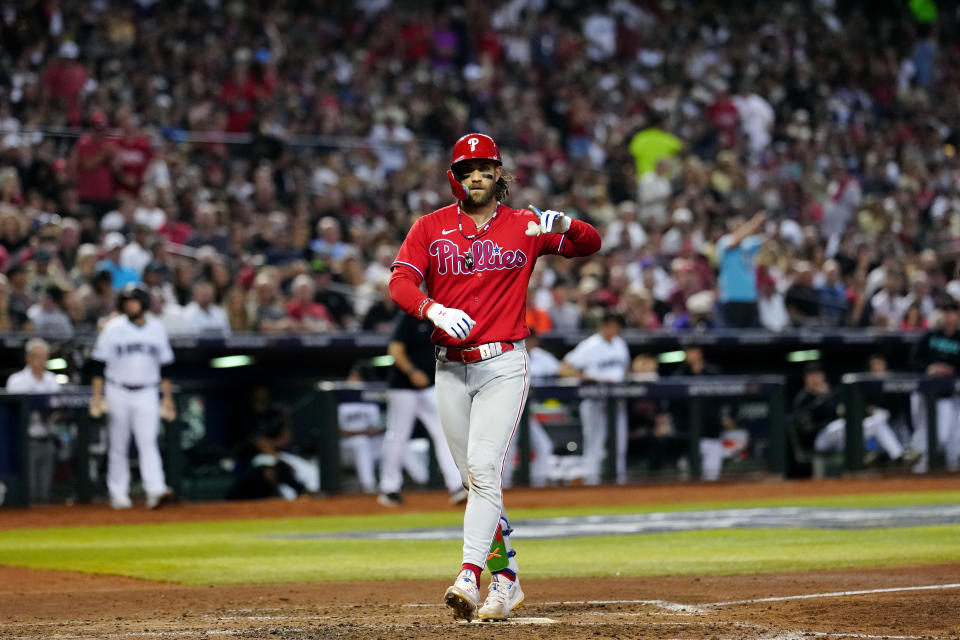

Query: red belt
[437,341,515,364]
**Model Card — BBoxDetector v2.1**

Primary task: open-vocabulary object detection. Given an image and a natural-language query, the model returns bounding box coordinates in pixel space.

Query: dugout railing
[4,374,956,507]
[0,388,184,507]
[841,373,956,472]
[314,376,790,490]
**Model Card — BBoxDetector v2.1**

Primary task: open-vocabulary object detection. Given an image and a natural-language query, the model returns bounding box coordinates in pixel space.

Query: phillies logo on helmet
[451,133,501,167]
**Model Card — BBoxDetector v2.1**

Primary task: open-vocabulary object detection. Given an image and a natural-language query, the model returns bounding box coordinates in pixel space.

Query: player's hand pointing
[426,303,476,341]
[526,205,571,236]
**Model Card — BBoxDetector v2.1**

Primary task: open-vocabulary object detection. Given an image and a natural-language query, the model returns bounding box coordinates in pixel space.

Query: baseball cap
[58,41,79,59]
[77,243,98,260]
[686,290,715,315]
[103,231,126,251]
[672,207,694,224]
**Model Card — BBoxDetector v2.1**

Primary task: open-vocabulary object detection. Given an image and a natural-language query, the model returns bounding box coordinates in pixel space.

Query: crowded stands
[1,0,958,340]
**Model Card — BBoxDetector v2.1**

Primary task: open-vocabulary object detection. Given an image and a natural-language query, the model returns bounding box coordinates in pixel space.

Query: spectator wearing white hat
[637,158,672,226]
[603,200,647,253]
[96,232,139,288]
[661,207,705,257]
[672,289,717,330]
[69,243,100,288]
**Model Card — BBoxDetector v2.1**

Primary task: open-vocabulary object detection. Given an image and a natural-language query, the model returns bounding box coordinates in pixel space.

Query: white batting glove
[526,205,571,236]
[426,303,476,341]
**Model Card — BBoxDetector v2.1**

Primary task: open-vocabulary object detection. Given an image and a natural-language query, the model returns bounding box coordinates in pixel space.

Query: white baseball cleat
[146,489,173,510]
[444,569,479,621]
[478,573,524,621]
[110,495,132,510]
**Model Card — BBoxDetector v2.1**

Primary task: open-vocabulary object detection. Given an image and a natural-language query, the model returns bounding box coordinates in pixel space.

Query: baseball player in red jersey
[390,133,601,621]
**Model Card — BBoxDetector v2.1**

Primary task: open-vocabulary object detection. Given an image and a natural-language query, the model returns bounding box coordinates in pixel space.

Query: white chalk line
[467,617,558,625]
[11,632,240,639]
[405,597,702,611]
[701,582,960,607]
[772,632,928,639]
[573,615,938,639]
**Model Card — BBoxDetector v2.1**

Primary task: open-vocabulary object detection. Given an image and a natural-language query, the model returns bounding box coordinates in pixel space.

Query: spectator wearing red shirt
[112,107,153,197]
[69,111,116,215]
[220,62,258,134]
[219,53,275,134]
[42,42,87,125]
[706,82,739,149]
[285,274,334,332]
[157,201,192,246]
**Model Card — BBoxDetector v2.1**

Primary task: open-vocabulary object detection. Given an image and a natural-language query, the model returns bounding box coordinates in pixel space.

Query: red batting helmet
[450,133,501,167]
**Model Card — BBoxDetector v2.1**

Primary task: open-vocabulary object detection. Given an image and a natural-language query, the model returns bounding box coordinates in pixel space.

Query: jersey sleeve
[5,373,25,393]
[392,216,430,283]
[538,218,602,259]
[158,327,175,365]
[563,339,591,369]
[91,329,109,362]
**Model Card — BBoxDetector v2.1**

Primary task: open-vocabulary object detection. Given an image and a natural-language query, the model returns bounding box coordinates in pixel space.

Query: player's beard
[465,183,496,208]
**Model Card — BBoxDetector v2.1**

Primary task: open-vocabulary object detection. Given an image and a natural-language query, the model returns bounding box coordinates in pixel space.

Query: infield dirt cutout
[2,477,959,640]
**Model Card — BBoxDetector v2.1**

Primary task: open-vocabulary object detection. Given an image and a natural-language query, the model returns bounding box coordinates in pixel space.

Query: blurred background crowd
[1,0,960,340]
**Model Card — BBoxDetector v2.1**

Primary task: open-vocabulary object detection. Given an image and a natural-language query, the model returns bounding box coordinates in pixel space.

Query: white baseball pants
[341,435,430,493]
[909,393,960,471]
[578,398,628,485]
[502,417,554,488]
[813,410,904,460]
[380,387,463,494]
[435,345,529,572]
[105,384,167,501]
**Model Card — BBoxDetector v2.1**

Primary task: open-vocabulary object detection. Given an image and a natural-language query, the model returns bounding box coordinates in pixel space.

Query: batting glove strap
[426,303,476,341]
[527,204,571,235]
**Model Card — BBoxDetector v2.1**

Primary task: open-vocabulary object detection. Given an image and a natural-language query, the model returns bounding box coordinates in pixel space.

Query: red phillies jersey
[392,203,601,347]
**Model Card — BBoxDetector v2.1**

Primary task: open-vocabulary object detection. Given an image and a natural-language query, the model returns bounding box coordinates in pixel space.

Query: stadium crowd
[1,0,959,340]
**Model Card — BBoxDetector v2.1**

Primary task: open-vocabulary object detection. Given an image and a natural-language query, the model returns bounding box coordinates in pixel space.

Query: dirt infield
[2,476,960,639]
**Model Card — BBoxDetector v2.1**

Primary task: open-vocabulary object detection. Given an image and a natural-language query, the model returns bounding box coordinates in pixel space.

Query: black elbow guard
[160,364,174,379]
[88,359,105,377]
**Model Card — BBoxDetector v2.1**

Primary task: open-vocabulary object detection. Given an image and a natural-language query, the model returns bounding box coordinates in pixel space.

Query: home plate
[468,617,558,624]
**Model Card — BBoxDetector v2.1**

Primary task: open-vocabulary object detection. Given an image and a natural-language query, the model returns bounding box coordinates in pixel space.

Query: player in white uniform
[6,338,62,502]
[502,330,561,487]
[89,283,176,509]
[378,312,466,506]
[338,399,387,494]
[558,313,631,485]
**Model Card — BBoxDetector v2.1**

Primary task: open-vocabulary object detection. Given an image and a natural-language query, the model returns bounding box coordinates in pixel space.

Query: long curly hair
[494,169,513,203]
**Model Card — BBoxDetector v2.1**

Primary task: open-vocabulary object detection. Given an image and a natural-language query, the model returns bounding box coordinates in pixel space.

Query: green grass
[1,490,958,585]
